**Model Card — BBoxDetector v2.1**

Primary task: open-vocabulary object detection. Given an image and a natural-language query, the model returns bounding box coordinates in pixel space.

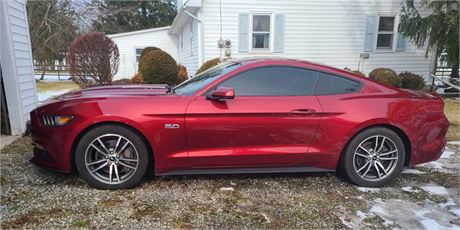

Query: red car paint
[30,58,449,174]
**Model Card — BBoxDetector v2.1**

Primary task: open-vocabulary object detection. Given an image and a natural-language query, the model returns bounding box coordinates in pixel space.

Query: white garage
[0,0,37,136]
[107,26,178,80]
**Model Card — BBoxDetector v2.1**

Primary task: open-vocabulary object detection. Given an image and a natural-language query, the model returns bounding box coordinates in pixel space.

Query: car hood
[55,84,170,100]
[39,84,172,107]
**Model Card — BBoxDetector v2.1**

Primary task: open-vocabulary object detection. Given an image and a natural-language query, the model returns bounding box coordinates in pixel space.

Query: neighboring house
[0,0,37,135]
[168,0,432,78]
[108,26,178,80]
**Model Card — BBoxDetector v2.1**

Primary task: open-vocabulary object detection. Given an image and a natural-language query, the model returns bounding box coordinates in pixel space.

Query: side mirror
[206,87,235,101]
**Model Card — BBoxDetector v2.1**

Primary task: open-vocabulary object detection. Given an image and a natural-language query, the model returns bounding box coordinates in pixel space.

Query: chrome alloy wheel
[353,135,399,181]
[85,134,139,184]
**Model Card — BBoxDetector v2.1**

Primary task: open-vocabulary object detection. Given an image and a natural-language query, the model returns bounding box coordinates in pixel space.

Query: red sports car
[30,58,449,189]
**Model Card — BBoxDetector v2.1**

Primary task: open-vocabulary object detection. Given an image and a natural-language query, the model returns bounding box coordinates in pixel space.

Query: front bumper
[29,110,73,173]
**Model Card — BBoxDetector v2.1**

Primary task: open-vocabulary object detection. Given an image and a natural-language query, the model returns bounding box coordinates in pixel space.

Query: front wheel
[75,125,149,189]
[341,127,405,187]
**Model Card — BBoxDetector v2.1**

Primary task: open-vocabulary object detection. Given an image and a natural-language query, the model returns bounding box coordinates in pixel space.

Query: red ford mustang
[30,58,449,189]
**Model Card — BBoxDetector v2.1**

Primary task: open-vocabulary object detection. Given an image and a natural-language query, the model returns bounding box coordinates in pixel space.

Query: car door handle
[291,109,317,115]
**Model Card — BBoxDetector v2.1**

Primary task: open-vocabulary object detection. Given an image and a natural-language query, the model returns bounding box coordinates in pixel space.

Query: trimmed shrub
[67,32,119,88]
[196,58,220,75]
[139,49,179,85]
[130,72,144,84]
[140,47,161,60]
[112,78,131,85]
[177,64,188,83]
[369,68,400,87]
[399,72,425,90]
[344,67,365,76]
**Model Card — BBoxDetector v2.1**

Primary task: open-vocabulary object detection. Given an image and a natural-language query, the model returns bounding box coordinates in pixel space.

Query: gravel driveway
[1,138,459,229]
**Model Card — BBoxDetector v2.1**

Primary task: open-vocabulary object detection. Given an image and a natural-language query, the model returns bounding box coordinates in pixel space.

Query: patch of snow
[419,161,444,170]
[37,89,72,103]
[339,209,368,228]
[451,209,460,217]
[402,168,426,175]
[447,141,460,146]
[219,187,234,191]
[420,186,449,196]
[35,74,70,81]
[367,199,459,229]
[355,187,380,193]
[440,148,455,159]
[401,186,419,193]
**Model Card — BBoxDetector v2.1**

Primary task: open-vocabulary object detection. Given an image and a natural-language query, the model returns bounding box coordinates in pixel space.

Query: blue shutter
[396,33,406,51]
[238,13,249,53]
[363,15,377,52]
[274,14,285,53]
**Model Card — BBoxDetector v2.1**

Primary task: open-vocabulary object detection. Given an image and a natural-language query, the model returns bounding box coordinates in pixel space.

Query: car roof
[228,57,368,80]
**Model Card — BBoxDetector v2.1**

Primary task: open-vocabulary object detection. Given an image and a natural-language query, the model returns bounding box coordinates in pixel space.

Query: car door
[185,66,323,168]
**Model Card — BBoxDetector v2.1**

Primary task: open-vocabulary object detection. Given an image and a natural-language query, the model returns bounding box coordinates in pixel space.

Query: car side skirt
[157,166,334,176]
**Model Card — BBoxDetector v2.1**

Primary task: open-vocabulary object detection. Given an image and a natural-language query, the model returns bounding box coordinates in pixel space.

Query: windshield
[174,62,240,95]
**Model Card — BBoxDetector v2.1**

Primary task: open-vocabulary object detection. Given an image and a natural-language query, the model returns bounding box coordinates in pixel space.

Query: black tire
[75,125,149,189]
[340,127,405,187]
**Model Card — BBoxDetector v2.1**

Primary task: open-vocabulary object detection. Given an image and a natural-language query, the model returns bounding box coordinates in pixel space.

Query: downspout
[184,7,204,67]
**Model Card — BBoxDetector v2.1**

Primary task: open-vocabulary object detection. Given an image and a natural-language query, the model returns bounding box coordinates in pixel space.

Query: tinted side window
[219,67,319,96]
[315,73,362,95]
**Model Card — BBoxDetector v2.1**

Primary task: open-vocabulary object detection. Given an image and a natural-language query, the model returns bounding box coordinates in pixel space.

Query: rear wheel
[75,125,149,189]
[341,127,405,187]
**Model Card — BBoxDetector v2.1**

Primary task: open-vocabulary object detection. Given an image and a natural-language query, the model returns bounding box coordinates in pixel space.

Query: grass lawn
[444,98,460,142]
[35,81,79,93]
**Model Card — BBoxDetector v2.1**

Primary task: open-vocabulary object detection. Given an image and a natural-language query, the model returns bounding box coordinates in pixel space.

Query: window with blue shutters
[239,12,285,53]
[364,15,405,52]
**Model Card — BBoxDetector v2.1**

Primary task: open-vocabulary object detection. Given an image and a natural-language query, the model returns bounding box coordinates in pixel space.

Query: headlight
[41,115,74,126]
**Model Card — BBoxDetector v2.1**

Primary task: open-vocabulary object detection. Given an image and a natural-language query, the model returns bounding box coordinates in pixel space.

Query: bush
[130,72,144,84]
[196,58,220,75]
[399,72,425,90]
[177,64,188,83]
[67,32,119,88]
[344,67,365,76]
[369,68,400,87]
[140,47,161,60]
[139,49,178,85]
[112,78,131,85]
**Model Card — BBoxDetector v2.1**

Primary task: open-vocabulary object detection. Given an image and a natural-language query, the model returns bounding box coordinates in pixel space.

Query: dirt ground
[0,136,459,229]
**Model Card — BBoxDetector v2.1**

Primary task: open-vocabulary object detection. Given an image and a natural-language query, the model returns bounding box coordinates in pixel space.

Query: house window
[136,48,143,62]
[252,15,271,49]
[376,17,395,49]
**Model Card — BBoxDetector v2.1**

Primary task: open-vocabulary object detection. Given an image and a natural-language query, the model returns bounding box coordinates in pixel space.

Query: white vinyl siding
[108,27,178,80]
[0,0,37,135]
[198,0,432,78]
[178,20,199,76]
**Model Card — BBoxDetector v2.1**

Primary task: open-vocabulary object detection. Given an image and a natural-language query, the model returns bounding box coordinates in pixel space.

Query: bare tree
[67,32,119,87]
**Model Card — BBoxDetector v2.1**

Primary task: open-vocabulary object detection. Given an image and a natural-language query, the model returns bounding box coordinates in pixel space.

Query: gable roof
[107,26,171,38]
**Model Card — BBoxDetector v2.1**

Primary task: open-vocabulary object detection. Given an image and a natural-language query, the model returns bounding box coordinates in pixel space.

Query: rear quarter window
[315,72,362,95]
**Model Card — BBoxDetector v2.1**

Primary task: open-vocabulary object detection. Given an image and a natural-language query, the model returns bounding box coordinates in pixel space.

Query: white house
[0,0,37,135]
[169,0,433,78]
[108,26,178,80]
